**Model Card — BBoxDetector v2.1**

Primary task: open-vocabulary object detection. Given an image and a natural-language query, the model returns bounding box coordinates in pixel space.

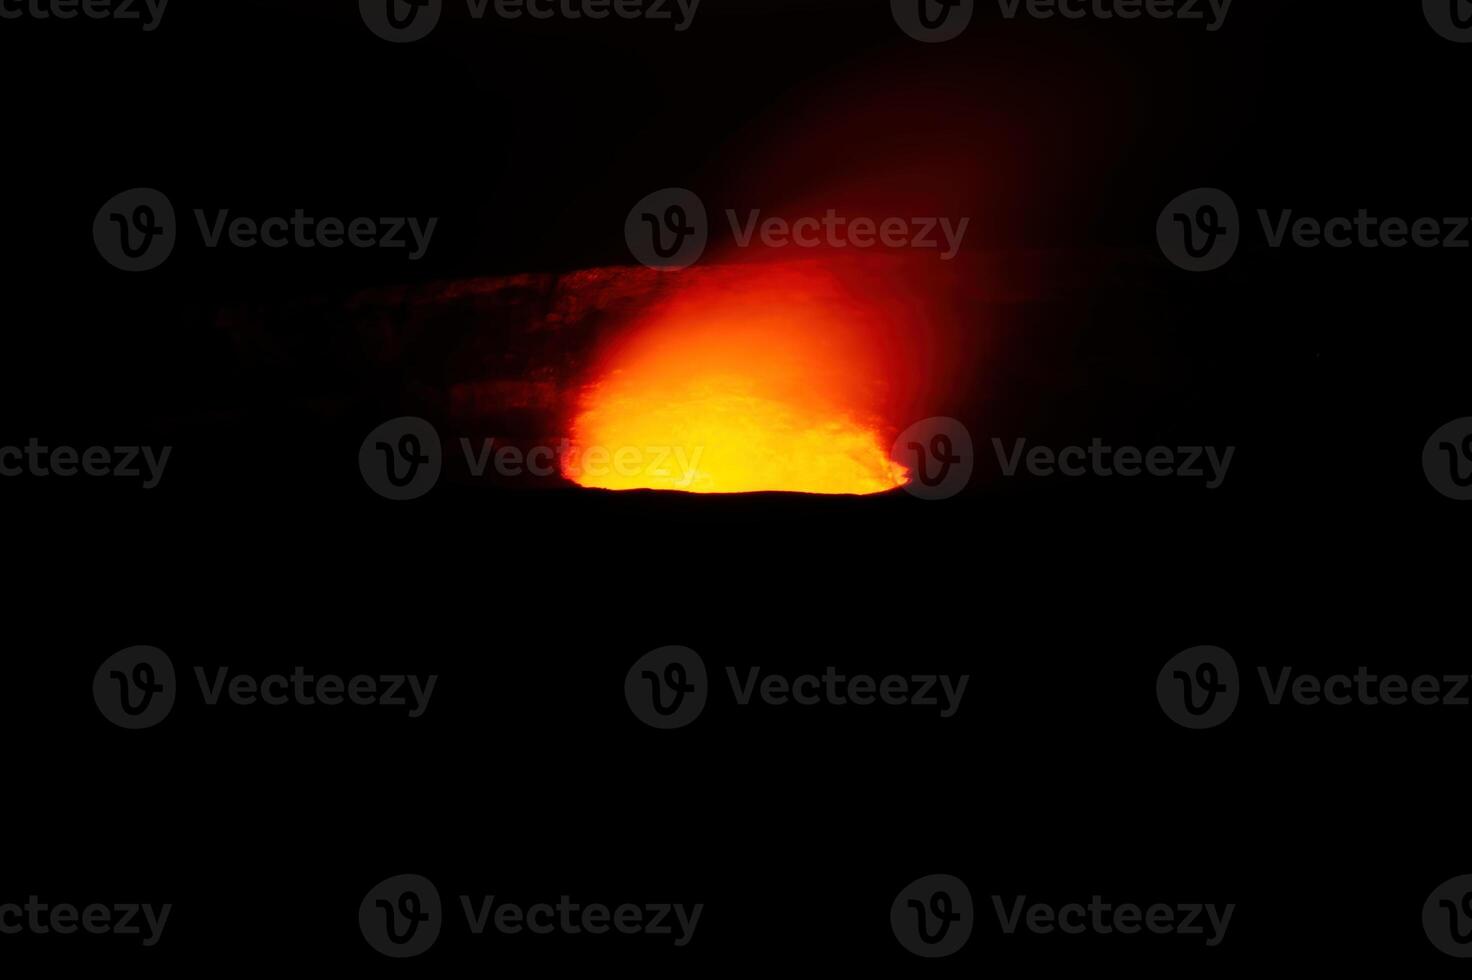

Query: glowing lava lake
[560,263,917,495]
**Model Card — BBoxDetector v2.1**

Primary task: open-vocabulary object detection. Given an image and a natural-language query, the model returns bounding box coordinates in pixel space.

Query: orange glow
[562,262,911,494]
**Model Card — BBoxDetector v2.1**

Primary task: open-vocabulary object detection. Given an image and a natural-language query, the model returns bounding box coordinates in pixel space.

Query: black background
[2,0,1469,972]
